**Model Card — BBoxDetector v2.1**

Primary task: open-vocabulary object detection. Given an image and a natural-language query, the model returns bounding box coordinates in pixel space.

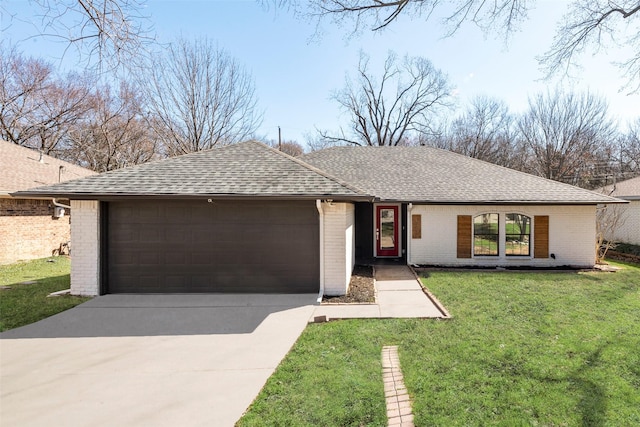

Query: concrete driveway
[0,294,317,427]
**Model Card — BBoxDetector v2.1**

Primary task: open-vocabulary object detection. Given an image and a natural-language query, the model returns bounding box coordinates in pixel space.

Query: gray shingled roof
[13,141,370,200]
[300,146,622,204]
[0,139,96,195]
[596,175,640,200]
[14,141,624,204]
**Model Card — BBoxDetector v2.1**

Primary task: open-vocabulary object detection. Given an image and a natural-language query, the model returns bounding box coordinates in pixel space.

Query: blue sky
[3,0,638,146]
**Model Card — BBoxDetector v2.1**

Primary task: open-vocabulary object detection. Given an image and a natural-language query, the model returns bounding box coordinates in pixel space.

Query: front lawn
[0,257,90,331]
[238,263,640,426]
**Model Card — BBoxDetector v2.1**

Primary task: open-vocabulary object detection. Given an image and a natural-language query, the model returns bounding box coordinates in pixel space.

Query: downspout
[52,199,71,209]
[315,199,324,303]
[52,198,71,218]
[407,203,413,265]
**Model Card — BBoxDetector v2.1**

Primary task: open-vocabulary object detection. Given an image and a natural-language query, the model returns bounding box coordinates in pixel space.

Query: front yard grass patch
[238,263,640,426]
[0,257,90,331]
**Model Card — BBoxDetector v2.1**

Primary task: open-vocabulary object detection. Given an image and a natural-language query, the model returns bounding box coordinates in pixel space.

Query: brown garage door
[106,200,319,293]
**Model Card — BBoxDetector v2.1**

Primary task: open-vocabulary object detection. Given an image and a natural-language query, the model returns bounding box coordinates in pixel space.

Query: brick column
[70,200,100,296]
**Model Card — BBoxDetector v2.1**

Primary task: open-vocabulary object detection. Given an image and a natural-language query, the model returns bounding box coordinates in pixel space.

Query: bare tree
[284,0,640,92]
[144,37,263,155]
[595,204,627,263]
[518,89,616,186]
[540,0,640,94]
[305,132,344,152]
[3,0,154,72]
[279,0,528,34]
[0,48,93,155]
[263,139,305,156]
[443,96,516,165]
[588,117,640,188]
[619,118,640,174]
[67,81,158,171]
[319,51,452,146]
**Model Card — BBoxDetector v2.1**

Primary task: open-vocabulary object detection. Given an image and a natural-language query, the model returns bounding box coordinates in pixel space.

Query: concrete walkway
[311,265,448,321]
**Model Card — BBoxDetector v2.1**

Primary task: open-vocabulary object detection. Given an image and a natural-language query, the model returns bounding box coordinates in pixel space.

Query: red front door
[376,205,399,257]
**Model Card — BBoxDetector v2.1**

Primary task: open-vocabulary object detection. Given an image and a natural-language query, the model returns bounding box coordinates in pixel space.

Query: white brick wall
[609,200,640,245]
[70,200,100,296]
[409,204,596,268]
[322,202,355,296]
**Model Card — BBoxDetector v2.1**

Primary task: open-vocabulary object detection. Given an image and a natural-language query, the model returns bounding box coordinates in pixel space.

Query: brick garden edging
[382,345,414,427]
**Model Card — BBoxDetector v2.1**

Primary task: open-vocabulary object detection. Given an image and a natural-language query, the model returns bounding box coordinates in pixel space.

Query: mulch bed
[606,250,640,264]
[322,265,375,304]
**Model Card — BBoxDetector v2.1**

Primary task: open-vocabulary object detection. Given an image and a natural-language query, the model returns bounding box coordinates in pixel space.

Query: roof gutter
[9,191,375,202]
[382,199,629,205]
[315,199,324,303]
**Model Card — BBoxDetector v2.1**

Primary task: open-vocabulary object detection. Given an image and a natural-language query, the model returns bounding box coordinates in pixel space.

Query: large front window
[474,213,499,256]
[505,214,531,256]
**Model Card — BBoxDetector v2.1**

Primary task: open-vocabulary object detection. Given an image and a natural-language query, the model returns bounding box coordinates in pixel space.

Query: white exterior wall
[322,202,355,296]
[70,200,100,296]
[409,204,596,268]
[609,200,640,245]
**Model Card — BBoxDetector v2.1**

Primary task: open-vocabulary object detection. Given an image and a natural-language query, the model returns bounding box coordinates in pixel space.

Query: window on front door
[376,205,399,257]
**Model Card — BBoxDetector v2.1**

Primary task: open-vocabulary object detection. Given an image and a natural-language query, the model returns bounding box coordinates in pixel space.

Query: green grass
[238,321,389,427]
[238,263,640,426]
[0,257,90,331]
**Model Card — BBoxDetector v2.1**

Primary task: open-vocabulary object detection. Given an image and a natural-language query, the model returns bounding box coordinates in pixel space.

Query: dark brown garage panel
[107,200,319,293]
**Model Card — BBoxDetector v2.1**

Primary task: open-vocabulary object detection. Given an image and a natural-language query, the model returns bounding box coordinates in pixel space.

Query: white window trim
[471,212,535,260]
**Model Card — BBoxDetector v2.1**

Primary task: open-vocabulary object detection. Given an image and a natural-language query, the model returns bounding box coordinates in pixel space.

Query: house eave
[11,191,623,205]
[2,192,69,201]
[378,199,628,205]
[10,191,375,203]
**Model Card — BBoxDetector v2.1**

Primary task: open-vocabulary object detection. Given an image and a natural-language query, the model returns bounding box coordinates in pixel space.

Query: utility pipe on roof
[316,199,324,303]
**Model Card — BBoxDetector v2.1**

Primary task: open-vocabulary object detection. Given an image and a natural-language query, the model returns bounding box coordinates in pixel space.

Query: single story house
[13,140,623,297]
[596,175,640,245]
[0,140,96,264]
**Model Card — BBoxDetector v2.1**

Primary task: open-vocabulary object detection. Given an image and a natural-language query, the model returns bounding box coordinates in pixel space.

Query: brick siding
[409,204,596,268]
[0,198,71,265]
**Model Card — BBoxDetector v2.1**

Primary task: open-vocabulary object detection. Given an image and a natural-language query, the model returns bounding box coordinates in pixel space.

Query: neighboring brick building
[598,176,640,245]
[0,140,96,264]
